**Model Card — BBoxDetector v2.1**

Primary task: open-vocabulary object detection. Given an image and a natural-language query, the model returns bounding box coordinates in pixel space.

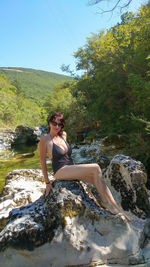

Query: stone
[0,155,150,266]
[103,155,150,218]
[0,169,54,231]
[33,126,49,141]
[0,129,15,152]
[0,179,149,267]
[11,125,38,147]
[72,140,110,167]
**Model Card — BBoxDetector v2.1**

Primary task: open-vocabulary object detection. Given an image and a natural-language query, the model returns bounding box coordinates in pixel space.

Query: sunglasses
[51,121,64,127]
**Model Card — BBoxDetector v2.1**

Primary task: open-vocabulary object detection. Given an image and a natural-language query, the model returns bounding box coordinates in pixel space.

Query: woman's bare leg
[54,164,130,221]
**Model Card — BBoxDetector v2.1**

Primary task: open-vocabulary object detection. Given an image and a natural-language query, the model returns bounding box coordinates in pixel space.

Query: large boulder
[0,129,15,151]
[72,141,110,168]
[103,155,150,218]
[11,125,38,147]
[33,126,49,141]
[0,169,53,232]
[0,179,150,266]
[0,155,150,266]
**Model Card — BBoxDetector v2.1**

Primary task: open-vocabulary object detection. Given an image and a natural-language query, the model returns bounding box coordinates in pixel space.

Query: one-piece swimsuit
[51,137,74,174]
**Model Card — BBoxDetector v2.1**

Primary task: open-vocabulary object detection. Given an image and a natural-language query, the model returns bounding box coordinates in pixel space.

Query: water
[0,144,52,194]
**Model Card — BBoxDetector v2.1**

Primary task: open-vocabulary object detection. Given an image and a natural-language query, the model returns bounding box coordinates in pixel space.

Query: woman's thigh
[54,163,101,184]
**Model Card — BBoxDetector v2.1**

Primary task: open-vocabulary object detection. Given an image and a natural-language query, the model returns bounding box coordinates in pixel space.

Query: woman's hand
[45,182,53,197]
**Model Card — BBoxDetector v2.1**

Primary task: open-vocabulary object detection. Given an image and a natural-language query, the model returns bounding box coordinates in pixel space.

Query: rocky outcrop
[0,180,150,266]
[33,126,49,141]
[0,169,54,231]
[0,155,150,266]
[0,126,43,159]
[0,129,15,151]
[72,140,110,168]
[11,126,38,147]
[103,155,150,218]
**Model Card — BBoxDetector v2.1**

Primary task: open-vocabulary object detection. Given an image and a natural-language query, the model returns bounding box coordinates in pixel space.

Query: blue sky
[0,0,145,75]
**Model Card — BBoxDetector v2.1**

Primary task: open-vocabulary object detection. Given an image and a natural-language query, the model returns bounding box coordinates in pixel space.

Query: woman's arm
[39,136,53,196]
[39,136,49,183]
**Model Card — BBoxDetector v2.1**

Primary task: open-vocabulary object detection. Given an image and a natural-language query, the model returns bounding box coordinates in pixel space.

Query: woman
[39,112,130,221]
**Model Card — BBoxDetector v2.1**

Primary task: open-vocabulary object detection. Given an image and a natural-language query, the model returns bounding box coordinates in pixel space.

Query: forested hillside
[0,67,72,105]
[0,74,44,128]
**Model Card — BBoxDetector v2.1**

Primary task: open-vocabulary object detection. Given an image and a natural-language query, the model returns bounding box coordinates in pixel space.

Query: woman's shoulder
[62,131,67,139]
[39,134,52,144]
[62,131,67,140]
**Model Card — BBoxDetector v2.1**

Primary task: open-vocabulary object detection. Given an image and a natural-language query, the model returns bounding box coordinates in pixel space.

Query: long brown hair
[47,112,65,136]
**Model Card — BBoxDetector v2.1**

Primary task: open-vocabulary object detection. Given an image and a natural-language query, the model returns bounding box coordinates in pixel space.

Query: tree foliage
[43,81,74,118]
[65,3,150,179]
[0,74,45,128]
[72,3,150,135]
[0,68,72,105]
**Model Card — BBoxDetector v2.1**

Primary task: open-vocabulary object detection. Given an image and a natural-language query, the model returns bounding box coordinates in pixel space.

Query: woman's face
[50,117,63,134]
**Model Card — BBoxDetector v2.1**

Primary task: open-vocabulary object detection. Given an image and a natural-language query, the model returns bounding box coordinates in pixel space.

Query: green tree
[0,74,44,128]
[44,81,75,119]
[73,4,150,134]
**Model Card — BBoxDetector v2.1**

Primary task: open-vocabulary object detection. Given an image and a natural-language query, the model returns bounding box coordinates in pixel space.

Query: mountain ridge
[0,67,72,105]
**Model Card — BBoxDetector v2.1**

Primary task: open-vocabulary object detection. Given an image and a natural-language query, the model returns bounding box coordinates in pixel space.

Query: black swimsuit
[52,138,74,174]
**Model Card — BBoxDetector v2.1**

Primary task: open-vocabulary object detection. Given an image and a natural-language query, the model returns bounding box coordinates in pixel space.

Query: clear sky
[0,0,145,75]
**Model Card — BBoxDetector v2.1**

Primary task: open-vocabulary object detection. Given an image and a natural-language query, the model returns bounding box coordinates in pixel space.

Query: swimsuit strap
[50,134,68,154]
[61,136,67,144]
[50,134,67,144]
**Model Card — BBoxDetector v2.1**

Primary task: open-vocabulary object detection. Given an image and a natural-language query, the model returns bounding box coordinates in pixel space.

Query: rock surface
[0,169,53,230]
[72,140,110,168]
[0,155,150,266]
[33,126,49,141]
[103,155,150,218]
[0,126,42,159]
[11,125,38,147]
[0,129,15,152]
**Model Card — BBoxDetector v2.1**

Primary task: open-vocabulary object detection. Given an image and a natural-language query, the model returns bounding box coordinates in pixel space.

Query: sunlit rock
[72,141,110,168]
[0,169,54,231]
[0,129,15,152]
[0,155,150,266]
[33,126,49,141]
[0,179,149,267]
[103,154,150,218]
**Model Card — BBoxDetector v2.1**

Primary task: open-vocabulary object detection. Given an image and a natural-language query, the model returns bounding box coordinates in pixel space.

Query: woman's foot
[100,200,131,222]
[100,200,119,214]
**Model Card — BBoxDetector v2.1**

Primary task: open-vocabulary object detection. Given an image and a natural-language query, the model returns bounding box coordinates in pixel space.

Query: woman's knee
[88,164,102,184]
[91,164,102,176]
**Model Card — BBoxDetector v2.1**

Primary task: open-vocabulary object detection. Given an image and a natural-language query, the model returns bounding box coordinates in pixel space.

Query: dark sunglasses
[51,121,64,127]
